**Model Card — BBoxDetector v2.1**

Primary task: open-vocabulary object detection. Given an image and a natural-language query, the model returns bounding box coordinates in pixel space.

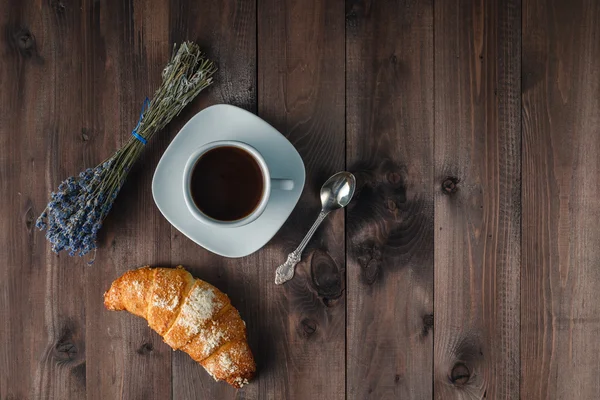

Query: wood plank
[0,1,78,399]
[0,1,92,398]
[345,0,434,398]
[257,0,346,398]
[168,0,258,399]
[521,0,600,398]
[83,1,173,399]
[433,0,521,399]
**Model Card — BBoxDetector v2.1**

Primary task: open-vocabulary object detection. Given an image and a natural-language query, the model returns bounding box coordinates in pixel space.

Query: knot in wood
[357,243,382,286]
[322,297,339,307]
[387,171,402,185]
[53,321,81,363]
[16,29,34,51]
[345,0,361,25]
[363,259,380,285]
[51,0,66,13]
[11,27,38,58]
[54,341,78,361]
[310,250,342,300]
[421,313,434,337]
[300,318,317,336]
[450,362,470,385]
[386,198,397,211]
[442,177,460,194]
[24,207,35,231]
[137,342,154,355]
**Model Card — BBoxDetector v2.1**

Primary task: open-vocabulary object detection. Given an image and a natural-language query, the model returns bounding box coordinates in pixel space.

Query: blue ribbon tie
[131,97,150,145]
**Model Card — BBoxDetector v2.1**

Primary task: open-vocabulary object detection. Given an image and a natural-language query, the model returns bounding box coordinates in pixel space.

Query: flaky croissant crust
[104,265,255,388]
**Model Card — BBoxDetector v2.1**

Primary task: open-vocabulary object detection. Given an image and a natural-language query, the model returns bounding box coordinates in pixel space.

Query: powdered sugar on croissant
[104,265,255,388]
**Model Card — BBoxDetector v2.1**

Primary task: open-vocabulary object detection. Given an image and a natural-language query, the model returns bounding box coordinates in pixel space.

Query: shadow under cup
[182,140,294,228]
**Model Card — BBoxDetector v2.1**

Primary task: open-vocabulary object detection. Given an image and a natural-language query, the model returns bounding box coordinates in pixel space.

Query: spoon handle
[274,210,329,284]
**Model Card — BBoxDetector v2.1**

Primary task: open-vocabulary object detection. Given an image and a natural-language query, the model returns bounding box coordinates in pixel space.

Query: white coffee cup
[182,140,294,228]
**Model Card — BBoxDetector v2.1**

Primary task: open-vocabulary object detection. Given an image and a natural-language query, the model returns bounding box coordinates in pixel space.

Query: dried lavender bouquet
[36,42,216,261]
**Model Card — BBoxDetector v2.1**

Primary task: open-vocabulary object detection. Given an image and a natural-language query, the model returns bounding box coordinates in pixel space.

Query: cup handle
[271,178,294,191]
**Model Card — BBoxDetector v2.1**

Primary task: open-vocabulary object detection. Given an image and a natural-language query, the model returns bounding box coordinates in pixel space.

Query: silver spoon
[275,171,356,285]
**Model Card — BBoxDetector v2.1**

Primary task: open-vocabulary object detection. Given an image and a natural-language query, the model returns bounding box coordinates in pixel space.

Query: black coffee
[190,146,264,221]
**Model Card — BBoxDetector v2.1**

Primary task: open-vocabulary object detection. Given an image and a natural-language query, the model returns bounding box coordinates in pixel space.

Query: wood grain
[521,0,600,398]
[346,1,434,399]
[0,1,90,398]
[167,0,258,399]
[3,0,600,399]
[433,0,521,399]
[83,1,175,399]
[257,0,346,398]
[0,1,71,399]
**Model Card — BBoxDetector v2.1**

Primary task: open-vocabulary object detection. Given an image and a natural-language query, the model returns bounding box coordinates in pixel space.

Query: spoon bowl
[320,171,356,212]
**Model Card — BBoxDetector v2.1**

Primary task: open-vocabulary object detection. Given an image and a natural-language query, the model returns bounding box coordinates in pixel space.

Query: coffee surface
[190,146,264,221]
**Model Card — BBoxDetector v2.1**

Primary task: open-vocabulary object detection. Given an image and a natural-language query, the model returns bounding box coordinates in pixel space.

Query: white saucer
[152,104,305,258]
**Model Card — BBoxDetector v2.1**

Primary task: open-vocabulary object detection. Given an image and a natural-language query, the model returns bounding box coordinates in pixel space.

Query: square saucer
[152,104,305,258]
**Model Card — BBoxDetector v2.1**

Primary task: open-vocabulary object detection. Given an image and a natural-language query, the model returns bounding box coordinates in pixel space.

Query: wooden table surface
[2,0,599,399]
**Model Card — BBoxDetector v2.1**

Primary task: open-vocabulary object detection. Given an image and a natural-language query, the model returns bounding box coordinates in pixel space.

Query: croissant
[104,265,255,388]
